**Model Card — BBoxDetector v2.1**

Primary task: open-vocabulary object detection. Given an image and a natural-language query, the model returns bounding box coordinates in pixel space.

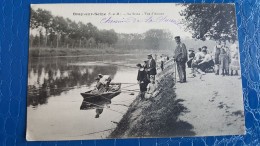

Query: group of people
[174,36,240,83]
[92,36,240,101]
[136,54,158,100]
[214,40,240,76]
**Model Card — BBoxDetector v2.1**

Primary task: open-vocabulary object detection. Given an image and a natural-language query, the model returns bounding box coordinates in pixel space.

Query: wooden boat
[80,83,121,101]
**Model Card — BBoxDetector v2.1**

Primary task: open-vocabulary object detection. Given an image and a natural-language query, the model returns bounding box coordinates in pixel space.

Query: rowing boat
[80,83,121,101]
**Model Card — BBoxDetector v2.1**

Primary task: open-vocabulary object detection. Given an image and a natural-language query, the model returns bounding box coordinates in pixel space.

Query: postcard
[27,3,245,141]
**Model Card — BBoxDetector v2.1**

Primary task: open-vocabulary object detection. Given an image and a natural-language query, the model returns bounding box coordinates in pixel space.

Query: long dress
[230,49,240,70]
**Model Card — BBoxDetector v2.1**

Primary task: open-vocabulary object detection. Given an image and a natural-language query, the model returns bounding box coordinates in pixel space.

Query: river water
[26,54,147,140]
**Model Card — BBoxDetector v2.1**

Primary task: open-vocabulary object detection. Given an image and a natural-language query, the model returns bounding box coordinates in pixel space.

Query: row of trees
[30,8,118,48]
[30,4,238,50]
[29,8,175,50]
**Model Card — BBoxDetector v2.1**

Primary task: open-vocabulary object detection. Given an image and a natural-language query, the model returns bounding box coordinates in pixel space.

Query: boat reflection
[80,97,113,118]
[80,83,121,118]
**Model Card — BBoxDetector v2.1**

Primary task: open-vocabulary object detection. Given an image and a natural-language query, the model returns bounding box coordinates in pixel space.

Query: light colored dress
[230,48,240,70]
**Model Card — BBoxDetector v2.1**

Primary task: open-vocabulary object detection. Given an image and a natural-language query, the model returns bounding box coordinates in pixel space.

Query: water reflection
[80,91,121,118]
[27,61,118,107]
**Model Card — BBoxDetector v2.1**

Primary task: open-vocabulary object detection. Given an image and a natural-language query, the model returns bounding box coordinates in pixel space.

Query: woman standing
[230,45,240,76]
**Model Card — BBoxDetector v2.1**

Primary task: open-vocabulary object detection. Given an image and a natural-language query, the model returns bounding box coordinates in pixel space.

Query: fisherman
[137,63,149,100]
[146,54,157,80]
[98,74,112,92]
[173,36,188,83]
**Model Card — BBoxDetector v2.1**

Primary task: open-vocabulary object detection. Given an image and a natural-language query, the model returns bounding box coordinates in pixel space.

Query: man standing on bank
[147,54,157,81]
[173,36,188,83]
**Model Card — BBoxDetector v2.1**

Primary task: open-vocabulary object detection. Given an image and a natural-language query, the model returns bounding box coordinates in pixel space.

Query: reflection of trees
[27,63,118,107]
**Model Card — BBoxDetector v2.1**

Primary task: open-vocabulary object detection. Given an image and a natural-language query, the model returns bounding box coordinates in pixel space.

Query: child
[145,77,156,99]
[137,64,149,100]
[219,48,229,76]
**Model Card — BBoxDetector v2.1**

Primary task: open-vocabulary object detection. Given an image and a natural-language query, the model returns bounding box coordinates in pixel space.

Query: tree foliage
[29,8,173,50]
[180,3,237,41]
[115,29,174,50]
[144,29,173,50]
[29,8,117,48]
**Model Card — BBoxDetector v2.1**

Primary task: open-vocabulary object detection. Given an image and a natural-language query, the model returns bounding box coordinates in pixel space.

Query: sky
[31,3,192,38]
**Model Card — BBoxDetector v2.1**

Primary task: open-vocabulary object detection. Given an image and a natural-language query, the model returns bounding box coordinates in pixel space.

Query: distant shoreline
[29,47,173,58]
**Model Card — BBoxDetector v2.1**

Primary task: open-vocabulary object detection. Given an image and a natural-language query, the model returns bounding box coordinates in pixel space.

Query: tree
[144,29,173,50]
[180,3,237,41]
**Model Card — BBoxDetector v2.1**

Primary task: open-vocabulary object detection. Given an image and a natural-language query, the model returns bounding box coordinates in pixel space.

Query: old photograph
[26,3,245,141]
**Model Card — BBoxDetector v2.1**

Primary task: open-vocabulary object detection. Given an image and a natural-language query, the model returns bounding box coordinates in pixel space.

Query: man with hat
[202,46,208,52]
[173,36,188,83]
[147,54,157,80]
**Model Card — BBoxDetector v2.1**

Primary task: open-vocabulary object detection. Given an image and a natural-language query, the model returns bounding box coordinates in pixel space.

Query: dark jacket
[137,68,149,83]
[137,68,149,92]
[147,58,157,75]
[174,43,188,63]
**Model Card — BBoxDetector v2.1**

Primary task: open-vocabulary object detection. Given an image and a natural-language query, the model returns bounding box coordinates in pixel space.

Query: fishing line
[72,128,116,136]
[83,101,125,114]
[121,84,138,89]
[91,61,137,69]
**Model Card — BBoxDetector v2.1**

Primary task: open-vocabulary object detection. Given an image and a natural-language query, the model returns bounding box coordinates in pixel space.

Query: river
[26,53,147,140]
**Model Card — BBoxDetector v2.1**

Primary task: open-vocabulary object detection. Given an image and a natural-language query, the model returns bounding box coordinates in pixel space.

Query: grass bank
[109,60,195,138]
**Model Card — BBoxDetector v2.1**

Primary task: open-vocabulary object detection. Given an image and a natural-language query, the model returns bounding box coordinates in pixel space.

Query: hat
[202,49,207,53]
[188,49,194,52]
[202,46,207,49]
[98,74,103,77]
[175,36,180,39]
[147,54,152,57]
[136,63,142,67]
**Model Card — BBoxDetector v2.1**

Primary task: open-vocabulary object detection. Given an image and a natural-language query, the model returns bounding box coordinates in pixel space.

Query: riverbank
[29,47,172,57]
[109,60,195,138]
[109,60,245,138]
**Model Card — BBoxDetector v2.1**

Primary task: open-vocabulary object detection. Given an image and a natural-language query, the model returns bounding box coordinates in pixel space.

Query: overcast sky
[31,3,192,38]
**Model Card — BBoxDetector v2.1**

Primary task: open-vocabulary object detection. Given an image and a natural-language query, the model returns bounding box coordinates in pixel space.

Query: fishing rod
[73,128,116,136]
[121,89,140,92]
[93,61,137,69]
[120,83,138,85]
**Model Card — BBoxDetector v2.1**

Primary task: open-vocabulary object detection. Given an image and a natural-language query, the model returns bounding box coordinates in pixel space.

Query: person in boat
[137,63,149,100]
[98,74,112,92]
